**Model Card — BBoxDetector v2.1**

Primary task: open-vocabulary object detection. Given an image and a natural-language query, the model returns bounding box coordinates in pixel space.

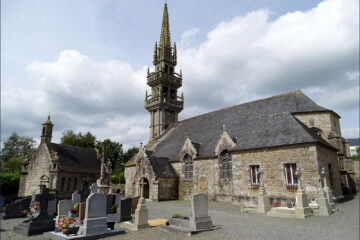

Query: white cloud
[2,0,358,148]
[342,128,360,139]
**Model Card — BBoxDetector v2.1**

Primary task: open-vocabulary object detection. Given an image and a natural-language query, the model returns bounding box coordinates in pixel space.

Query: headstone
[189,193,213,231]
[72,190,81,205]
[47,198,57,217]
[294,169,313,218]
[81,193,108,236]
[321,167,336,210]
[106,194,115,214]
[79,202,86,221]
[107,193,121,223]
[4,197,31,219]
[90,183,99,194]
[134,179,149,230]
[120,198,132,221]
[13,185,55,236]
[55,200,73,223]
[131,196,140,215]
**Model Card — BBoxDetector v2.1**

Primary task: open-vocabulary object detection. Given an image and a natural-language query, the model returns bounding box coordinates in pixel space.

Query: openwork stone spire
[159,3,171,49]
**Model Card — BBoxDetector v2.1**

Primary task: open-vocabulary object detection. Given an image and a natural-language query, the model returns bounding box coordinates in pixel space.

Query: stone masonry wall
[20,144,52,196]
[158,177,178,200]
[125,166,136,198]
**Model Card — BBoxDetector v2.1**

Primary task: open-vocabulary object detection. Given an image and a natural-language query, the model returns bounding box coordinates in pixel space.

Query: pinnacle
[159,3,171,48]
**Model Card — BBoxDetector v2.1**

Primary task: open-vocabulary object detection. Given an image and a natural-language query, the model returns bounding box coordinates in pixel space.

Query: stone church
[18,116,101,199]
[125,4,356,203]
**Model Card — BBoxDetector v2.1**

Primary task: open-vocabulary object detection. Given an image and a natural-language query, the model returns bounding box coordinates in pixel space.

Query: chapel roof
[49,143,101,173]
[147,90,338,162]
[149,156,177,178]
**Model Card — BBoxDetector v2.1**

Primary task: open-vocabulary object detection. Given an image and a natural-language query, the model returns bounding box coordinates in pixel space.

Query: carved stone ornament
[179,136,197,162]
[214,128,236,156]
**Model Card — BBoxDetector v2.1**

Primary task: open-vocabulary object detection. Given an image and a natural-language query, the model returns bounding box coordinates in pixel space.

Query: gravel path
[1,194,359,240]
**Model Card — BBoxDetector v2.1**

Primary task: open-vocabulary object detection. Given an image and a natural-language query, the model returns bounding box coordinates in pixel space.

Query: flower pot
[62,228,69,234]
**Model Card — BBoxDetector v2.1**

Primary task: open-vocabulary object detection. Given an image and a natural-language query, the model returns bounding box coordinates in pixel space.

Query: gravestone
[120,198,132,221]
[134,178,149,230]
[55,200,73,223]
[81,193,108,236]
[256,171,271,213]
[72,190,81,205]
[48,198,57,217]
[317,187,331,216]
[294,169,313,218]
[79,202,86,221]
[321,167,336,210]
[13,185,55,236]
[90,183,99,194]
[189,193,213,231]
[4,197,31,219]
[107,193,121,223]
[131,196,140,215]
[106,194,115,214]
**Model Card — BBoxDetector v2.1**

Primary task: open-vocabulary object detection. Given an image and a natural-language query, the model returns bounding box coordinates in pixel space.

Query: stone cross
[35,185,55,219]
[295,168,302,190]
[139,179,147,199]
[222,124,226,132]
[90,183,99,194]
[321,167,329,188]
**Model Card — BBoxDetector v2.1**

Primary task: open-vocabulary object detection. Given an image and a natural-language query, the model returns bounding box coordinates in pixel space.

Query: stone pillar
[317,187,331,216]
[321,167,336,210]
[294,168,313,218]
[256,171,271,213]
[134,179,149,230]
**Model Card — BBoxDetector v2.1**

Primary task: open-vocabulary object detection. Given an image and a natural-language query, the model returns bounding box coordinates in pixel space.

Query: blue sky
[2,0,359,148]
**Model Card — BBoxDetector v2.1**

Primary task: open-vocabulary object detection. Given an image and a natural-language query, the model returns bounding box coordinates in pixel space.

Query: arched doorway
[140,178,150,199]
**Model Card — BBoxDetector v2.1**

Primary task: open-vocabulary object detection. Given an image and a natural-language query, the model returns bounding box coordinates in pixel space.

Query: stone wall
[171,143,342,204]
[19,144,52,197]
[125,166,136,198]
[353,161,360,191]
[158,177,178,200]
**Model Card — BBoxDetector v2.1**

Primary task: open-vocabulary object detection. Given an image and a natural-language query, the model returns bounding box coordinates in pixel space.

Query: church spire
[159,3,171,49]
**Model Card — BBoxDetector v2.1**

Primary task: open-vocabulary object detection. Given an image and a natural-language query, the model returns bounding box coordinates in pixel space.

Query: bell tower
[41,115,53,144]
[145,3,184,140]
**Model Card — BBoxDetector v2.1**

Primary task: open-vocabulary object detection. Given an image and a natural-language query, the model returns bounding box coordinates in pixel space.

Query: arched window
[221,150,232,179]
[311,127,323,138]
[60,177,66,192]
[67,178,72,191]
[73,178,77,191]
[184,154,194,179]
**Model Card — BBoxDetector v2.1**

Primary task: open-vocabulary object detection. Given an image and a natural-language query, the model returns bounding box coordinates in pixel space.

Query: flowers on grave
[21,210,28,216]
[34,202,40,211]
[273,202,281,208]
[58,217,75,234]
[68,203,79,217]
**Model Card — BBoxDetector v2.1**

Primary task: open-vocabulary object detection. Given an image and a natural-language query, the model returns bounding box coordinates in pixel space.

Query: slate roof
[348,138,360,146]
[49,143,101,173]
[149,157,177,178]
[149,90,338,162]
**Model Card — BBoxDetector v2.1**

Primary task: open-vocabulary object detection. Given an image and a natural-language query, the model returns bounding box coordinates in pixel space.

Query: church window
[311,127,323,137]
[221,151,232,179]
[42,127,45,136]
[60,177,65,192]
[67,178,72,191]
[53,164,56,169]
[284,163,297,187]
[165,64,168,73]
[184,154,194,179]
[250,165,260,186]
[162,86,168,97]
[170,89,175,99]
[170,67,173,74]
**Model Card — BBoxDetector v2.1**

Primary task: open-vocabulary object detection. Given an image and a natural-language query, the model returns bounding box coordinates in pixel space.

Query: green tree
[1,133,36,196]
[353,147,360,161]
[1,132,36,162]
[121,147,139,166]
[111,147,138,184]
[95,139,124,169]
[61,130,96,149]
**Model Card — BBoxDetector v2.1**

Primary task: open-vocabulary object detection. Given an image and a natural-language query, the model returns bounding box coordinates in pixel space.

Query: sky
[1,0,359,149]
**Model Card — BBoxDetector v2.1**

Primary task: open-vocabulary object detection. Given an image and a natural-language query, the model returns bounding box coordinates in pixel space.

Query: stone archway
[140,178,150,199]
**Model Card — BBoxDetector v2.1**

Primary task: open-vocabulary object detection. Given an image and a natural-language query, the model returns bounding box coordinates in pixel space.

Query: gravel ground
[1,194,359,240]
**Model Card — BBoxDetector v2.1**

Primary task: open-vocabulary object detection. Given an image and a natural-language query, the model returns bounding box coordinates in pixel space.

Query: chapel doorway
[140,178,150,199]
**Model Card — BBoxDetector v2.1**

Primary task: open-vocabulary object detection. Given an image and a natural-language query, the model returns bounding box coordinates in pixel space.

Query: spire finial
[159,2,171,49]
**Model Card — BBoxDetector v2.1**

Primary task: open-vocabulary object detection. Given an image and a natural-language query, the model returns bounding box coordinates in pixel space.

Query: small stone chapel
[124,3,356,204]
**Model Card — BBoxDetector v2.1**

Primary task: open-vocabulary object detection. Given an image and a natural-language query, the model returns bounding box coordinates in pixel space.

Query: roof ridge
[51,143,96,152]
[178,89,304,124]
